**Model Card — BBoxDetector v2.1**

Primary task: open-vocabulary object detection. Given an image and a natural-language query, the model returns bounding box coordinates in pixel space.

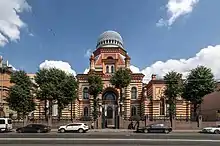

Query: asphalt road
[0,143,219,146]
[0,132,219,145]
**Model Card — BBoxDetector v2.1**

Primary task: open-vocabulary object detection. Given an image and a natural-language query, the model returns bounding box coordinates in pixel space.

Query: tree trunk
[44,99,48,121]
[23,114,28,127]
[168,101,176,128]
[70,100,73,122]
[48,100,52,127]
[194,104,202,127]
[58,106,62,121]
[119,88,123,116]
[169,110,173,127]
[193,103,198,121]
[93,96,98,125]
[169,113,176,128]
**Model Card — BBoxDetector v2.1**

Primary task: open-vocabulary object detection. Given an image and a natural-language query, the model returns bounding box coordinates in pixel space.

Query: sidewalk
[51,129,200,133]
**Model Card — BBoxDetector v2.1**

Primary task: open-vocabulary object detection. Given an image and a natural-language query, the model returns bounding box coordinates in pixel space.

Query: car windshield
[26,124,32,128]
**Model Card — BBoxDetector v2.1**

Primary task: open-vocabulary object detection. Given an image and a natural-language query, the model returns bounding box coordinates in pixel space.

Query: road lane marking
[0,138,220,142]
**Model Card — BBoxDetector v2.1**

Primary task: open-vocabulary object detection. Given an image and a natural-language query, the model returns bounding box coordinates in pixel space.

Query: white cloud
[130,65,141,73]
[156,0,199,27]
[0,0,31,47]
[83,68,90,74]
[84,49,93,58]
[29,33,34,37]
[141,45,220,83]
[39,60,77,76]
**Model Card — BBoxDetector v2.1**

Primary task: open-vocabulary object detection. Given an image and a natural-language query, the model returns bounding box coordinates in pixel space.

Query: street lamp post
[119,101,123,116]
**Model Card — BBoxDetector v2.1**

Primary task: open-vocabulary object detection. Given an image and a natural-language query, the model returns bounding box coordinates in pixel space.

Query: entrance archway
[102,88,118,128]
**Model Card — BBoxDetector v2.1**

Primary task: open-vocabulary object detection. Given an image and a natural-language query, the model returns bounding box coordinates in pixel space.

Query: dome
[96,30,124,49]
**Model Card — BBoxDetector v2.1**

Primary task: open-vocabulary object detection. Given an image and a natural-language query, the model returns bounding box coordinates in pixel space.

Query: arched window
[83,107,89,117]
[160,98,165,115]
[131,87,137,99]
[106,66,109,73]
[103,91,116,100]
[111,66,114,73]
[131,106,137,116]
[107,56,113,60]
[83,87,89,99]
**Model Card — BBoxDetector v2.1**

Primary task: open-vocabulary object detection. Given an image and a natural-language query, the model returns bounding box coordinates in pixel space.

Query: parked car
[16,124,51,133]
[0,118,13,132]
[136,123,172,134]
[201,125,220,134]
[58,123,89,133]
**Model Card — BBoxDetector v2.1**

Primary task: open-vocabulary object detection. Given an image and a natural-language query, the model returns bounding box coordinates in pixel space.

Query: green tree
[35,68,78,125]
[164,71,183,127]
[110,68,131,115]
[182,66,216,123]
[88,74,103,122]
[58,75,78,121]
[7,70,36,125]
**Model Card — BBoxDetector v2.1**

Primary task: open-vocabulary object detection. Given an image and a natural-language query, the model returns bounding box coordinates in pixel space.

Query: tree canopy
[7,70,36,118]
[163,71,183,127]
[110,68,132,90]
[88,74,103,120]
[88,74,103,98]
[35,68,78,121]
[182,66,216,118]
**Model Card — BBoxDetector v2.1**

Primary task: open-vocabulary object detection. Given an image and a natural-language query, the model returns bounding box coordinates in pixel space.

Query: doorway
[102,90,117,128]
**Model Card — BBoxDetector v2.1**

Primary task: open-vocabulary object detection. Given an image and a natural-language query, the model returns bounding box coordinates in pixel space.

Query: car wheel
[37,129,41,133]
[214,130,220,134]
[164,129,170,134]
[144,129,148,133]
[78,128,84,133]
[17,129,22,133]
[60,128,65,133]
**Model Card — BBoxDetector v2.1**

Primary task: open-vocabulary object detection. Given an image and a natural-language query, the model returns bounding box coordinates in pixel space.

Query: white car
[58,123,89,133]
[0,118,13,132]
[201,125,220,134]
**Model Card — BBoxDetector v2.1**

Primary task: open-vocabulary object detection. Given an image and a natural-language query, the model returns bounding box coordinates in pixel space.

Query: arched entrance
[102,88,118,128]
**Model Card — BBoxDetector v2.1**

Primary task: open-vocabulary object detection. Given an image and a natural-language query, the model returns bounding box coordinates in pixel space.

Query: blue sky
[1,0,220,82]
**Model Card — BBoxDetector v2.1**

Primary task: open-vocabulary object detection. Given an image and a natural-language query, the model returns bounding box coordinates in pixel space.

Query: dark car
[16,124,51,133]
[136,123,172,134]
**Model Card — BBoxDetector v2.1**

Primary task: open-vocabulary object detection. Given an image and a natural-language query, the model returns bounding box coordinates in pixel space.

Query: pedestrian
[128,121,134,129]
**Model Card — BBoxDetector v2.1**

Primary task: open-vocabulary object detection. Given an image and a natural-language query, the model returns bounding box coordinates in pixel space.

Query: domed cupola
[96,30,124,49]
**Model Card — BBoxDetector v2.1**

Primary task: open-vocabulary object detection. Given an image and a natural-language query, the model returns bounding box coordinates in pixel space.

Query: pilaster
[124,86,131,119]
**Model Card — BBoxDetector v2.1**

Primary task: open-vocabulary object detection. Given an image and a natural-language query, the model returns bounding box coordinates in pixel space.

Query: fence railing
[8,115,194,123]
